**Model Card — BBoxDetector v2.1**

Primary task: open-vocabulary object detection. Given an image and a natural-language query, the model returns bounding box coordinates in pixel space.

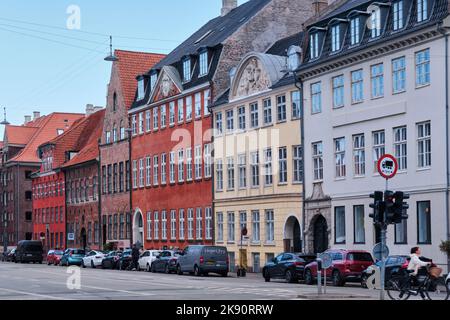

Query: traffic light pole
[379,178,389,301]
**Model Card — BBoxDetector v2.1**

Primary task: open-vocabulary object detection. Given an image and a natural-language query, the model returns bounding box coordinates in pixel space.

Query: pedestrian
[131,243,140,271]
[407,247,432,277]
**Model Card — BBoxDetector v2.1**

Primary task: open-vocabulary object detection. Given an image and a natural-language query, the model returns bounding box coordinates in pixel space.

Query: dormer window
[393,0,404,30]
[199,51,208,76]
[183,58,191,82]
[137,78,145,100]
[287,46,301,71]
[350,17,360,45]
[150,72,158,92]
[331,25,341,52]
[310,33,319,59]
[417,0,428,22]
[370,7,381,38]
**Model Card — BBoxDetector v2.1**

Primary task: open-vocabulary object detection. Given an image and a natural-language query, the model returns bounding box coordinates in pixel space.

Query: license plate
[27,254,33,257]
[207,261,214,265]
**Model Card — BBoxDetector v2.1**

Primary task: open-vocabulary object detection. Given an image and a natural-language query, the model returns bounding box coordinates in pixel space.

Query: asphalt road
[0,261,394,300]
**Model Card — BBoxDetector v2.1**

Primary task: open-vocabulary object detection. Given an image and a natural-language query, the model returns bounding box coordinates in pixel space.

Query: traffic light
[384,190,395,224]
[392,191,409,224]
[369,191,384,224]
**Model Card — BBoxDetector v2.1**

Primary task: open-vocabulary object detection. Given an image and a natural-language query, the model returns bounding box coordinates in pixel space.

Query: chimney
[221,0,237,16]
[33,111,40,120]
[24,115,32,123]
[312,0,328,16]
[85,104,94,116]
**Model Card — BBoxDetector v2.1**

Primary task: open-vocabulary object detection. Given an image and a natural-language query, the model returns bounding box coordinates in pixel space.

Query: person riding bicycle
[407,247,432,277]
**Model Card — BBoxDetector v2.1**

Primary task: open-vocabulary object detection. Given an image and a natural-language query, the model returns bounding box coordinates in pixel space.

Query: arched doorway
[313,215,328,254]
[284,216,302,252]
[80,228,87,250]
[133,210,144,246]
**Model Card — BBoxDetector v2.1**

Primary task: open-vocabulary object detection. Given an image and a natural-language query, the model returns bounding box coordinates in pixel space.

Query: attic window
[183,58,192,82]
[370,7,381,38]
[310,33,319,59]
[150,72,158,92]
[137,78,145,100]
[393,0,404,30]
[199,51,209,76]
[331,25,341,52]
[350,17,360,45]
[57,129,64,135]
[417,0,429,22]
[195,30,213,44]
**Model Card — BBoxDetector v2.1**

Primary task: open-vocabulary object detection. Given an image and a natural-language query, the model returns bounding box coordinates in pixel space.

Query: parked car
[6,248,17,262]
[262,253,317,283]
[15,240,43,264]
[47,250,64,265]
[177,245,228,277]
[304,249,374,287]
[138,250,161,272]
[59,249,86,266]
[101,251,122,269]
[81,250,107,268]
[151,250,180,274]
[117,249,133,270]
[361,255,410,288]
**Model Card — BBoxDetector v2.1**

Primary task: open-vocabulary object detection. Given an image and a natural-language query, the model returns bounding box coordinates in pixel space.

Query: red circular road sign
[377,154,398,179]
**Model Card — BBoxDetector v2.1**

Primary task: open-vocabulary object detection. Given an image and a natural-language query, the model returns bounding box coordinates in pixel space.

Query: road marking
[0,287,72,300]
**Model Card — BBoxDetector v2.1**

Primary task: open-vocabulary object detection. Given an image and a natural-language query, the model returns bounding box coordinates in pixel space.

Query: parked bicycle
[386,264,448,300]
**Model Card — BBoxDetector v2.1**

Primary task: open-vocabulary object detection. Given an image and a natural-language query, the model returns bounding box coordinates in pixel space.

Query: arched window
[112,123,117,143]
[105,127,111,144]
[120,120,125,140]
[113,92,117,112]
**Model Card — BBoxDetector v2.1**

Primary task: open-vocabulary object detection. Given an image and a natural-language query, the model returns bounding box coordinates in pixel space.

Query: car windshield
[152,252,160,256]
[347,253,373,262]
[54,251,64,255]
[72,250,85,255]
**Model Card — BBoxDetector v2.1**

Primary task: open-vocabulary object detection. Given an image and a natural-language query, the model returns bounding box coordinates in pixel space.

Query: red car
[46,250,64,266]
[304,249,374,287]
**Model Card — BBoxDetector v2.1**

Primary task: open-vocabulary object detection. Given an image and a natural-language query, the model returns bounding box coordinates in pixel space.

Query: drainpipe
[16,164,19,244]
[128,118,133,247]
[294,75,306,253]
[207,82,215,247]
[97,140,102,250]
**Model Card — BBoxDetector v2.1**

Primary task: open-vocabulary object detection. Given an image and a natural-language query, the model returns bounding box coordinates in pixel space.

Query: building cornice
[214,192,303,204]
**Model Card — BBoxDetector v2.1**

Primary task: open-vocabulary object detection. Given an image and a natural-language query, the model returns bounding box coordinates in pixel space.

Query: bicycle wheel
[386,277,411,300]
[425,277,449,300]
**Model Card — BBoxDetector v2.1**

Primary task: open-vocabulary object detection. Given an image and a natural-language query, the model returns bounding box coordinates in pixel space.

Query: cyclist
[407,246,432,298]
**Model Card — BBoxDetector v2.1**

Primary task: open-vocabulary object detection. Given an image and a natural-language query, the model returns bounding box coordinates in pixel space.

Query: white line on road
[0,287,73,300]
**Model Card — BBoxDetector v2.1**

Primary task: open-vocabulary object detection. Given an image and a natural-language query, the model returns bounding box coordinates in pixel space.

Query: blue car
[59,249,86,266]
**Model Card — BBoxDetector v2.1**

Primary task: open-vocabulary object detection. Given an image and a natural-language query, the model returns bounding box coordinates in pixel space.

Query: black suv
[262,253,316,283]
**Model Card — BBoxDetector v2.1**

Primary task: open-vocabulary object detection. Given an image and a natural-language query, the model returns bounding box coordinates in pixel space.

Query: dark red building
[100,50,165,250]
[62,108,105,250]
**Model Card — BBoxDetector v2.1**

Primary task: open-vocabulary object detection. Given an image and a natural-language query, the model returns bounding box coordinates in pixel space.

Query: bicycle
[386,265,449,300]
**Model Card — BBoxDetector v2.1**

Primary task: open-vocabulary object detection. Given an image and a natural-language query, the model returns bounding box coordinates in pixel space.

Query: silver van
[176,245,228,277]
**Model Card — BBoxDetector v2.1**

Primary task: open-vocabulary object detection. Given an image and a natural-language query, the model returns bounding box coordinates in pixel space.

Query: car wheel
[332,270,345,287]
[91,261,95,269]
[361,274,368,289]
[263,269,270,282]
[304,269,314,285]
[194,265,201,277]
[177,265,183,275]
[285,270,295,283]
[165,264,170,274]
[145,264,150,272]
[81,261,86,268]
[151,263,156,273]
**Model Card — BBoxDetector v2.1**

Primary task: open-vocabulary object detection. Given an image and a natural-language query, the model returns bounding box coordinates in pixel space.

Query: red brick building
[0,112,83,249]
[100,50,165,250]
[128,0,309,250]
[62,109,105,250]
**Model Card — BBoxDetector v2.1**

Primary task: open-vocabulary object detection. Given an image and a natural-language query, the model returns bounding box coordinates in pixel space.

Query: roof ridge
[115,49,167,56]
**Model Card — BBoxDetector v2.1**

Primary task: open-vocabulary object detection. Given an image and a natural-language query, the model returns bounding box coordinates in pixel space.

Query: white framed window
[331,25,340,52]
[139,112,144,134]
[150,72,157,92]
[310,33,319,59]
[354,205,366,244]
[392,57,406,93]
[153,155,159,186]
[139,158,144,187]
[169,102,175,126]
[350,17,360,45]
[146,212,152,240]
[146,156,152,187]
[161,153,167,185]
[251,151,260,187]
[251,210,260,242]
[178,98,184,123]
[313,142,323,181]
[293,145,303,183]
[153,107,159,130]
[131,115,137,135]
[393,1,404,30]
[160,105,166,128]
[250,103,259,128]
[186,96,193,121]
[416,49,430,87]
[178,149,184,182]
[169,152,175,183]
[215,112,223,135]
[417,0,428,22]
[217,212,224,242]
[187,208,194,240]
[137,79,145,100]
[238,154,247,188]
[145,110,151,132]
[226,109,234,132]
[132,160,137,189]
[216,159,223,191]
[196,208,203,240]
[183,58,191,82]
[227,157,235,190]
[334,207,346,244]
[353,134,365,176]
[237,106,245,130]
[153,211,159,240]
[351,70,364,103]
[179,209,185,240]
[106,131,111,144]
[195,145,202,180]
[279,147,287,184]
[204,89,210,116]
[199,51,208,76]
[265,210,274,243]
[170,210,176,240]
[161,210,167,240]
[205,207,212,240]
[311,82,322,114]
[227,212,235,243]
[264,148,273,186]
[277,95,286,122]
[373,130,385,172]
[417,121,431,168]
[370,7,381,38]
[291,91,301,119]
[332,75,344,108]
[263,98,272,125]
[371,64,384,98]
[195,93,202,118]
[204,144,212,178]
[394,126,407,171]
[335,137,346,178]
[186,148,193,181]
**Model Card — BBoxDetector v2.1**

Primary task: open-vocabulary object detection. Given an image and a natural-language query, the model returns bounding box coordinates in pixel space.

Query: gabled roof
[115,50,166,108]
[266,32,304,56]
[62,109,105,168]
[4,125,39,146]
[8,113,84,164]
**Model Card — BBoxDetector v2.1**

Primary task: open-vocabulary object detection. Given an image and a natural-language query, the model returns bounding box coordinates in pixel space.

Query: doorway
[313,215,328,254]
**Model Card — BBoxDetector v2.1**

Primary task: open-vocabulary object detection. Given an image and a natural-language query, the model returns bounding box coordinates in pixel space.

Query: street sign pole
[380,224,387,300]
[317,259,322,295]
[324,270,327,294]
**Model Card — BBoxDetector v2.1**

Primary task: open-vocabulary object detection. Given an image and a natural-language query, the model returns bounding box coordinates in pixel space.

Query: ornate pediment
[232,57,270,100]
[150,66,183,103]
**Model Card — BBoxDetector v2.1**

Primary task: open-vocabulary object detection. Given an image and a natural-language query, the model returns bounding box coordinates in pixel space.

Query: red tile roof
[5,125,39,145]
[8,113,84,163]
[115,50,166,108]
[62,109,106,168]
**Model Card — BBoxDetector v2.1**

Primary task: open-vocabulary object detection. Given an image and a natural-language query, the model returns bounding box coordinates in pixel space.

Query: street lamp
[0,107,10,126]
[104,36,118,62]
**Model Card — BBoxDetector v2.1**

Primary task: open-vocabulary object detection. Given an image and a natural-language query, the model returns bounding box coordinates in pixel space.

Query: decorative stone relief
[234,58,270,99]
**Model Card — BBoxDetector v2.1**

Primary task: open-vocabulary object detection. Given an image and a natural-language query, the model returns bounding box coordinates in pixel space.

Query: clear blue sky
[0,0,249,134]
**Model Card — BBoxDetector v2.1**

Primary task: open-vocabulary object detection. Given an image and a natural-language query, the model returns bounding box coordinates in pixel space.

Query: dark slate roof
[271,74,295,89]
[213,89,230,108]
[300,0,450,71]
[266,32,304,56]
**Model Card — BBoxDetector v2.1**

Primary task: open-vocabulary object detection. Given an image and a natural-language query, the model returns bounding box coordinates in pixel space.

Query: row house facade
[0,112,82,248]
[62,109,105,251]
[128,0,314,250]
[297,0,450,270]
[212,33,305,272]
[100,50,165,250]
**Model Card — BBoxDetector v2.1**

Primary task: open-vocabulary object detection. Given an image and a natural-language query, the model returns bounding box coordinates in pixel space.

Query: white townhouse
[297,0,450,271]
